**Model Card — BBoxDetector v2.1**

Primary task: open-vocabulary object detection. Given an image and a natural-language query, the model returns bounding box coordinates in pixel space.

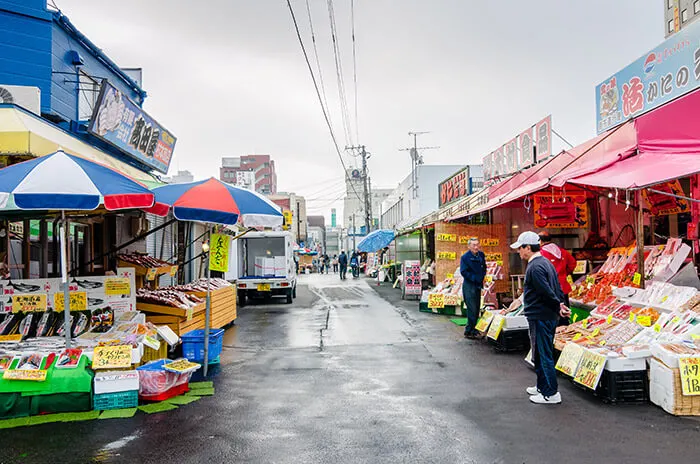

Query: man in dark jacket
[460,237,487,338]
[338,251,348,280]
[511,231,570,405]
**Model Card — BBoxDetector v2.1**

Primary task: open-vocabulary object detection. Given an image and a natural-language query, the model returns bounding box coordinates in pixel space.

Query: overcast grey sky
[57,0,662,222]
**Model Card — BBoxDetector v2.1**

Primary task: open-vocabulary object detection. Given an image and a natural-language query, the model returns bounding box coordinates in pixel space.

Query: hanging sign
[12,294,47,313]
[3,369,48,381]
[487,314,506,340]
[556,342,586,377]
[105,278,131,296]
[642,180,690,216]
[92,345,132,370]
[53,292,87,312]
[436,234,457,242]
[573,349,607,390]
[437,252,456,260]
[209,233,231,273]
[533,192,589,228]
[679,357,700,396]
[427,293,445,309]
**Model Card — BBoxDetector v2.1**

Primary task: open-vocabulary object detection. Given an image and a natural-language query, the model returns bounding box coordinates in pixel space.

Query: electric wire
[286,0,363,203]
[351,0,359,143]
[304,0,331,118]
[326,0,354,146]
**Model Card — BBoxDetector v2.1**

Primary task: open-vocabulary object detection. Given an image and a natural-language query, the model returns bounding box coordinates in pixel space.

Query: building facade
[307,215,326,253]
[342,168,392,233]
[163,170,194,184]
[268,192,307,246]
[220,155,277,194]
[664,0,700,36]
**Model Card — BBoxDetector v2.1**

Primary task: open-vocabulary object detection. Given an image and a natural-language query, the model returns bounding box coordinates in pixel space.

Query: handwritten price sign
[209,233,231,273]
[480,238,499,247]
[105,278,131,296]
[437,252,456,260]
[573,349,607,390]
[436,234,457,242]
[475,310,494,333]
[427,293,445,309]
[484,252,503,262]
[486,314,506,340]
[12,294,47,313]
[92,345,132,370]
[443,294,460,306]
[3,369,48,381]
[54,291,87,312]
[556,342,585,377]
[679,357,700,396]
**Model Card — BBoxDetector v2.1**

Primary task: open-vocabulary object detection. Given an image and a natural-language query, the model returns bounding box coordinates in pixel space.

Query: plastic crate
[181,329,225,362]
[93,390,138,410]
[487,328,530,353]
[139,382,189,402]
[594,369,649,404]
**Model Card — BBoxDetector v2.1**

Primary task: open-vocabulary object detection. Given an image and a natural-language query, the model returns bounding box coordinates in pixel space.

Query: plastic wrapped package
[136,359,193,398]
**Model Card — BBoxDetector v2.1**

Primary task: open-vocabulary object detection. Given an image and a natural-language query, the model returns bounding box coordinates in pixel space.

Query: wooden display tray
[117,260,177,281]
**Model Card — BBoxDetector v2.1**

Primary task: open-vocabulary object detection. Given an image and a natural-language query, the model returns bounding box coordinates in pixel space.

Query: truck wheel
[238,291,246,307]
[286,289,293,304]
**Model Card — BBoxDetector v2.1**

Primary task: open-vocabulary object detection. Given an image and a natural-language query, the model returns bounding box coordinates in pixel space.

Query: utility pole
[351,214,356,251]
[346,145,372,235]
[399,132,439,200]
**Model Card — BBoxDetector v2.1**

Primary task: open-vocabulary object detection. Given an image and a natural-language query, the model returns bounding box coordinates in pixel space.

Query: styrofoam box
[94,370,139,394]
[273,256,286,276]
[650,344,684,369]
[650,380,675,414]
[504,315,528,330]
[650,358,676,393]
[604,355,647,372]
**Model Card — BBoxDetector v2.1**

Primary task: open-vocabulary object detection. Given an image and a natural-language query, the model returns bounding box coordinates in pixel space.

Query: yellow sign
[475,310,494,333]
[92,345,132,370]
[480,238,499,247]
[484,252,503,262]
[146,268,158,281]
[54,291,87,312]
[632,273,642,286]
[487,314,506,340]
[437,251,456,260]
[446,273,454,279]
[209,233,231,273]
[573,349,607,390]
[606,314,613,324]
[573,333,583,341]
[0,335,22,342]
[591,327,600,337]
[679,357,700,396]
[105,278,131,296]
[637,315,652,327]
[444,294,460,306]
[459,236,470,245]
[283,210,293,226]
[574,260,587,274]
[169,266,179,277]
[629,313,636,322]
[3,369,48,381]
[484,275,494,284]
[428,293,445,309]
[556,342,585,377]
[653,323,662,333]
[12,294,47,313]
[436,233,457,242]
[582,319,588,329]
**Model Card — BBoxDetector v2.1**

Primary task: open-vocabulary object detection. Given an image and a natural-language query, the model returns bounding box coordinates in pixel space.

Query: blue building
[0,0,177,278]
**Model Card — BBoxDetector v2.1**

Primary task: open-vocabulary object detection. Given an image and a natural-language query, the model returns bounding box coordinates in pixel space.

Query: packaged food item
[0,355,13,371]
[56,348,83,368]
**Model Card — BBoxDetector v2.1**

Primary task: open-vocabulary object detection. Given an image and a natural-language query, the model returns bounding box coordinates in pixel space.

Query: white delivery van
[233,231,297,305]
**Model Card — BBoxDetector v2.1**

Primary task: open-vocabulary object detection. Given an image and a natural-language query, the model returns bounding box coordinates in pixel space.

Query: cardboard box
[94,370,140,394]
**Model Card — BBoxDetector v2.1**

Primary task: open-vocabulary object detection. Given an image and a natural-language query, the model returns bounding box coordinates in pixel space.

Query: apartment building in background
[220,155,277,194]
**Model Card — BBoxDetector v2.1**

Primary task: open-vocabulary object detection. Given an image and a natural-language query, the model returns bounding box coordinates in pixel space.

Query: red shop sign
[439,169,468,206]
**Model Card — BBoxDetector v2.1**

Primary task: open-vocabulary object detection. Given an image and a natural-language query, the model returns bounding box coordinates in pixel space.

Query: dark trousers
[339,265,347,280]
[528,319,559,397]
[462,283,481,335]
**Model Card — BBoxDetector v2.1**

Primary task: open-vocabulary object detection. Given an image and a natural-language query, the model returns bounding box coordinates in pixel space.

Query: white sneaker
[529,392,562,404]
[526,386,539,396]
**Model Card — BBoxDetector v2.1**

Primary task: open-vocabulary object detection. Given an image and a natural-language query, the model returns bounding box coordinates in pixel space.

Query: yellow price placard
[582,319,588,329]
[53,292,87,312]
[12,294,47,313]
[606,314,613,324]
[591,328,600,337]
[446,273,454,279]
[437,252,456,260]
[629,313,636,322]
[480,238,499,247]
[436,234,457,242]
[444,294,460,307]
[459,236,470,245]
[556,342,585,377]
[573,349,607,390]
[92,345,132,370]
[427,293,445,309]
[484,275,494,284]
[0,334,22,342]
[678,357,700,396]
[567,275,574,286]
[169,265,179,277]
[484,252,503,262]
[573,260,587,274]
[653,323,662,333]
[209,233,231,273]
[637,315,652,327]
[3,369,47,382]
[632,273,642,286]
[146,268,158,281]
[105,278,131,296]
[475,310,494,333]
[487,314,506,340]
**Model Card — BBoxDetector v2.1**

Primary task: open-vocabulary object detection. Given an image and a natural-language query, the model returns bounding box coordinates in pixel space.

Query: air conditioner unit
[0,85,41,115]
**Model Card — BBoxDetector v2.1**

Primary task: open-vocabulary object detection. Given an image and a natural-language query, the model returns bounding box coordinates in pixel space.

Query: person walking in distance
[538,231,576,326]
[332,254,339,274]
[511,231,571,405]
[338,250,348,280]
[460,238,487,339]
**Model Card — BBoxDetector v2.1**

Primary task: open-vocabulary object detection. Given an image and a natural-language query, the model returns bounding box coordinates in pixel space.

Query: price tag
[632,273,642,286]
[143,335,161,351]
[606,314,613,324]
[661,296,669,303]
[3,369,47,382]
[446,273,454,279]
[573,260,587,274]
[567,275,574,286]
[678,357,700,396]
[486,314,506,340]
[209,233,231,273]
[556,343,585,376]
[475,310,494,333]
[146,268,158,281]
[599,340,607,346]
[484,252,503,262]
[571,313,579,323]
[573,349,607,390]
[437,252,457,260]
[582,319,588,329]
[591,327,600,337]
[573,333,582,341]
[653,323,662,333]
[480,238,499,247]
[585,276,595,285]
[484,275,494,284]
[187,307,194,321]
[105,278,131,296]
[436,234,457,242]
[629,313,636,322]
[12,294,47,313]
[637,315,651,327]
[444,294,460,307]
[427,293,445,309]
[170,266,179,277]
[672,316,681,324]
[53,292,87,312]
[92,345,132,370]
[0,334,22,342]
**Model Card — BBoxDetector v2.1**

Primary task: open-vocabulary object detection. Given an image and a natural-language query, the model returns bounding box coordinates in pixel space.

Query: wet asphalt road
[2,274,700,464]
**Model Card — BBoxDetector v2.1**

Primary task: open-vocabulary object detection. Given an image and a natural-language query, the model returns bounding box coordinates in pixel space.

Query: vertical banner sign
[504,138,518,173]
[403,260,422,296]
[482,152,493,181]
[535,115,552,161]
[209,234,231,273]
[596,18,700,134]
[282,210,293,230]
[492,147,505,179]
[519,127,534,167]
[331,208,337,228]
[439,168,469,206]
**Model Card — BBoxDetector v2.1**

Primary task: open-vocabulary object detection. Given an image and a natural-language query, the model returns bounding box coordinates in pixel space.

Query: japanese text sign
[105,278,131,296]
[642,180,690,216]
[484,252,503,262]
[596,19,700,134]
[573,349,607,390]
[443,294,460,306]
[92,345,132,370]
[209,233,231,273]
[437,252,456,260]
[486,314,505,340]
[12,294,47,313]
[519,127,534,167]
[475,310,494,333]
[679,357,700,396]
[535,115,552,161]
[439,168,469,206]
[483,116,552,180]
[427,293,445,309]
[403,260,422,296]
[3,369,47,381]
[53,291,87,312]
[436,233,457,242]
[533,192,589,228]
[480,238,499,247]
[556,342,585,377]
[88,81,177,174]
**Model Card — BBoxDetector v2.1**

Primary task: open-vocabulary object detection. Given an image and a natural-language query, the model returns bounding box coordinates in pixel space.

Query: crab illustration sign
[533,191,589,229]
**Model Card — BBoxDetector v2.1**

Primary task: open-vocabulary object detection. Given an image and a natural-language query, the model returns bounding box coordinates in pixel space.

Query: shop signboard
[88,80,177,174]
[519,127,534,167]
[535,115,552,161]
[438,168,469,207]
[403,260,422,296]
[533,191,589,228]
[504,138,517,174]
[482,152,493,181]
[595,18,700,134]
[642,180,690,216]
[483,116,552,180]
[491,146,505,179]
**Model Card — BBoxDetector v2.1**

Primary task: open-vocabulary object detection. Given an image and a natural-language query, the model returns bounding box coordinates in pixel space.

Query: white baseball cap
[510,231,541,249]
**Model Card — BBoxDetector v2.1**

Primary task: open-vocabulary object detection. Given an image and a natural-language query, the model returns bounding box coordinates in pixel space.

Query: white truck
[228,231,297,306]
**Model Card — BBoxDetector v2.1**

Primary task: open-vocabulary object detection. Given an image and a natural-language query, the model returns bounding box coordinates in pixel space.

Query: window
[682,8,688,22]
[669,19,675,32]
[77,71,100,121]
[695,0,699,14]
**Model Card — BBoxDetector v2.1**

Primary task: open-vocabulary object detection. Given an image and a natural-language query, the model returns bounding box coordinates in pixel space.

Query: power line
[286,0,362,204]
[326,0,354,146]
[351,0,359,143]
[304,0,330,118]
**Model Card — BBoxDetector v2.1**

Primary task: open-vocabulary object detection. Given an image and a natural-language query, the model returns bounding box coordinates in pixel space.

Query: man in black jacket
[511,231,571,405]
[338,251,348,280]
[460,237,487,338]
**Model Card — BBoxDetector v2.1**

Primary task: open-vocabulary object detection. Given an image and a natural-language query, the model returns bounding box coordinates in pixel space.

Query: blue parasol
[357,229,395,253]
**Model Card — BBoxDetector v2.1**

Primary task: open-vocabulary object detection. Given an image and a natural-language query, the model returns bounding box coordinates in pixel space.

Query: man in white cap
[511,231,571,405]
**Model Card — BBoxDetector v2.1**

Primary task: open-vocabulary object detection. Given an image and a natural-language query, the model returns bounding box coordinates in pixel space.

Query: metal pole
[636,191,646,290]
[203,224,212,376]
[60,211,71,348]
[352,214,356,250]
